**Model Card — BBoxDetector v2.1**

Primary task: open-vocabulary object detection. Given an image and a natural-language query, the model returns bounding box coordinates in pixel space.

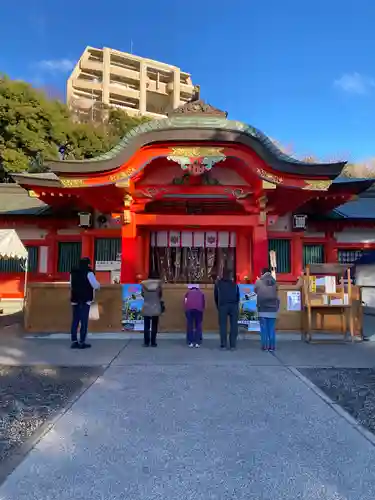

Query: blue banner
[122,284,144,331]
[238,284,260,332]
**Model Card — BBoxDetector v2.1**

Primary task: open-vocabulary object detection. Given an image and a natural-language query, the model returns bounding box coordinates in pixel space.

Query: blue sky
[1,0,374,161]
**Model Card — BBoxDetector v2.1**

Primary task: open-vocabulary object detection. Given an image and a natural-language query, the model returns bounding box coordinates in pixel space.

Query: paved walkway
[1,339,375,499]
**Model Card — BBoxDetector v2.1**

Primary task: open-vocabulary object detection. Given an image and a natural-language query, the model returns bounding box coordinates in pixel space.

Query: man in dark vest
[214,269,240,350]
[70,257,100,349]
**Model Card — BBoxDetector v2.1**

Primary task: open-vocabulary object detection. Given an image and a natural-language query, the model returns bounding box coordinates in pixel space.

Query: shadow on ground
[300,368,375,435]
[0,365,101,483]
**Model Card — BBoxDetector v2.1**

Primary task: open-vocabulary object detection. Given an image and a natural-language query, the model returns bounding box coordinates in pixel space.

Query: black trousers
[144,316,159,345]
[218,303,239,348]
[70,303,90,343]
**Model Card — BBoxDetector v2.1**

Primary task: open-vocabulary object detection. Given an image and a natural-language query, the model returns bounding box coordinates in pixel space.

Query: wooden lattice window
[57,242,82,273]
[303,244,325,267]
[268,239,291,273]
[338,249,363,265]
[94,238,121,263]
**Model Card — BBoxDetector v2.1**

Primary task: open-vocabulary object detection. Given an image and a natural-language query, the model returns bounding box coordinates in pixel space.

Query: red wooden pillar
[252,225,268,280]
[236,231,249,283]
[142,230,150,280]
[45,228,57,277]
[292,234,303,277]
[325,232,337,263]
[120,213,137,284]
[81,232,94,264]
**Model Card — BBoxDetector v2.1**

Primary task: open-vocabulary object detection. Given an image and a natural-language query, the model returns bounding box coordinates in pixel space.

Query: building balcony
[181,82,195,94]
[109,84,140,99]
[146,80,168,94]
[80,58,103,73]
[72,78,102,92]
[109,64,140,82]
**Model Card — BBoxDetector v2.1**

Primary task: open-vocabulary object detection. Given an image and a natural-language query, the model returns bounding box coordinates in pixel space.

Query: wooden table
[302,303,354,342]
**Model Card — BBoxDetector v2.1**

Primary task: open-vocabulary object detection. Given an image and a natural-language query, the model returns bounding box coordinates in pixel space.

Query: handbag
[161,300,166,314]
[89,302,100,321]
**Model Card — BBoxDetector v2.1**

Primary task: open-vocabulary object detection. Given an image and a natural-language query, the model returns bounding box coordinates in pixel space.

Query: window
[0,246,38,273]
[303,244,325,267]
[57,242,82,273]
[94,238,121,264]
[268,239,291,273]
[338,249,363,265]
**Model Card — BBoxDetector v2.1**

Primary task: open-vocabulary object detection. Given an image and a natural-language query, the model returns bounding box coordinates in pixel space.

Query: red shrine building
[1,100,375,298]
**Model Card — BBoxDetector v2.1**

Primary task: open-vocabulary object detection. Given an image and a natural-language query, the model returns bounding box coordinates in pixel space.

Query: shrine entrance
[149,230,236,283]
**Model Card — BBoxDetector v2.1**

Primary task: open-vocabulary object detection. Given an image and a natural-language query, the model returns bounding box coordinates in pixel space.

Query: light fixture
[78,212,92,228]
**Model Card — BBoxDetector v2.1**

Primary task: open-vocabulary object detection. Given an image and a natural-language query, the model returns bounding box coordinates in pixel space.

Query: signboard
[287,291,301,311]
[238,284,260,332]
[309,276,317,293]
[96,253,121,272]
[96,261,121,271]
[122,284,144,331]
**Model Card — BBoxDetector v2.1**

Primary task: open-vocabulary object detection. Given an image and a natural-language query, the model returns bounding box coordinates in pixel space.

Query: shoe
[268,347,275,352]
[151,343,157,347]
[261,346,268,351]
[79,342,91,349]
[220,345,227,350]
[189,343,194,348]
[142,343,150,347]
[195,344,200,348]
[71,341,79,349]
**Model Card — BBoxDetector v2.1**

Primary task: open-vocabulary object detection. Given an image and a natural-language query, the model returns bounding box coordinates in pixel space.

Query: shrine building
[1,99,375,299]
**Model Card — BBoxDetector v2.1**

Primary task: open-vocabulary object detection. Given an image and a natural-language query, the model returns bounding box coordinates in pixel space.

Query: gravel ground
[300,368,375,434]
[0,366,100,464]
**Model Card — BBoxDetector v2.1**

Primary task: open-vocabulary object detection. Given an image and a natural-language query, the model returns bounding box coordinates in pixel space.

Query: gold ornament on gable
[303,180,332,191]
[169,147,224,158]
[60,178,85,188]
[256,168,282,184]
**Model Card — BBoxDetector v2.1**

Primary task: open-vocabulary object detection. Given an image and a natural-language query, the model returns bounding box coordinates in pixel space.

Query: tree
[0,75,150,174]
[106,108,150,140]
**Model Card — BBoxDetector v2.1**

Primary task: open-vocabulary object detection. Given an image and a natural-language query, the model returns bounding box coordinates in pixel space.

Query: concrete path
[1,340,375,499]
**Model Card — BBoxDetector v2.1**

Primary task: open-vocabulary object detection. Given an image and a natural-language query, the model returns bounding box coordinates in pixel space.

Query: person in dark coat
[70,257,100,349]
[141,272,163,347]
[214,269,240,350]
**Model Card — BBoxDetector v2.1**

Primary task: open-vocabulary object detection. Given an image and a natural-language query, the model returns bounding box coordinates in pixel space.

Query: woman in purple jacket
[184,285,206,348]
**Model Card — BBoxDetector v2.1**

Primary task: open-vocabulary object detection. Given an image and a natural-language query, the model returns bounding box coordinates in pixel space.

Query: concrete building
[67,46,199,120]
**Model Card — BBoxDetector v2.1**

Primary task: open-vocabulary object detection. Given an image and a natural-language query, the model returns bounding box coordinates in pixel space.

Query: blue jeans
[259,317,276,349]
[186,310,203,345]
[70,303,90,343]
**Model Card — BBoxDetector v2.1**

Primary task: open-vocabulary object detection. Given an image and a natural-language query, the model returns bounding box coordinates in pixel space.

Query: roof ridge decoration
[168,99,228,118]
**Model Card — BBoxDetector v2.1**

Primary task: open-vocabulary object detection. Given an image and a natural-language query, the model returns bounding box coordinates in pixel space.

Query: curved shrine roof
[38,100,346,178]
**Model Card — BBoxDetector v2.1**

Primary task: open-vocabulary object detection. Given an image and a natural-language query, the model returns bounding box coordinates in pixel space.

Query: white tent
[0,229,28,259]
[0,230,28,307]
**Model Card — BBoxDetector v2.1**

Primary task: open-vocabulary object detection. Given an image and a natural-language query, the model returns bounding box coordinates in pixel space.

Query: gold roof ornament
[303,180,332,191]
[60,178,85,188]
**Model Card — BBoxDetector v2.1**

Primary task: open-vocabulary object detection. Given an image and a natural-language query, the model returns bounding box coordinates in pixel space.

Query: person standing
[184,285,205,348]
[141,273,163,347]
[70,257,100,349]
[255,268,279,351]
[214,269,240,350]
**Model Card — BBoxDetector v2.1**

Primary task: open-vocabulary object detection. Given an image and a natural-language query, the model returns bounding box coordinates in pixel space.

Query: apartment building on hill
[67,46,200,120]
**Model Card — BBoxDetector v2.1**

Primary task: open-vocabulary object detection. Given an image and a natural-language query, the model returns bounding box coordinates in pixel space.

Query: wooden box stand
[302,263,357,343]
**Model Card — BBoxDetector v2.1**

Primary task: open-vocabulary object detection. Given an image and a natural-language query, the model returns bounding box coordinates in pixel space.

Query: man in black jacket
[70,257,100,349]
[214,269,240,350]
